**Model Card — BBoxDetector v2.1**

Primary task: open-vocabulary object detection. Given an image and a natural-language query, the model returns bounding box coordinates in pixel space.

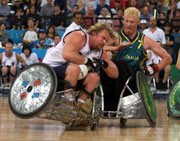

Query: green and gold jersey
[115,30,147,72]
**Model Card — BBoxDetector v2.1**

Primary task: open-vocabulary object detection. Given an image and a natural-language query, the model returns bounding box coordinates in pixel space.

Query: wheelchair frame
[8,63,157,130]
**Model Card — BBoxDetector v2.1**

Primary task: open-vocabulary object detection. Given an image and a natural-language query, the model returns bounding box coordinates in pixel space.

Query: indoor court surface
[0,96,180,141]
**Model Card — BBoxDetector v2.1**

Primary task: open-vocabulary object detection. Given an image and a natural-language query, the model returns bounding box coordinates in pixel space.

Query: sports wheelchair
[8,62,157,130]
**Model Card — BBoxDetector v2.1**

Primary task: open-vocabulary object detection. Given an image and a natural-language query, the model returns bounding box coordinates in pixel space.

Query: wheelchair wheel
[136,71,157,127]
[8,63,57,119]
[167,78,180,118]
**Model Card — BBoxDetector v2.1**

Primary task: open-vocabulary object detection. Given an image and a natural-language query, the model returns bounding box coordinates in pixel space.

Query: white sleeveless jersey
[1,52,17,66]
[146,49,162,66]
[42,29,103,67]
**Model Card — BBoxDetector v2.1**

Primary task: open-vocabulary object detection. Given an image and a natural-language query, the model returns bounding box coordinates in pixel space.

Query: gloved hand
[144,64,159,75]
[93,58,109,68]
[84,57,95,69]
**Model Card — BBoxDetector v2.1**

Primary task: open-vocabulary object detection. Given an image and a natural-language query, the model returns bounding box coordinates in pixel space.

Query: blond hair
[87,22,115,39]
[124,7,140,21]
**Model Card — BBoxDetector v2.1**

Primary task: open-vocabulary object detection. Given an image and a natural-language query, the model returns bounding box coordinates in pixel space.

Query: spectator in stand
[47,33,61,54]
[66,4,79,27]
[150,0,157,8]
[120,0,129,10]
[171,9,180,33]
[67,0,85,15]
[11,0,25,14]
[85,0,96,12]
[26,0,41,13]
[40,0,54,29]
[0,15,10,29]
[62,12,82,41]
[83,6,97,29]
[167,1,176,20]
[0,23,9,47]
[94,0,111,16]
[46,25,56,39]
[97,7,112,25]
[163,23,175,58]
[138,19,148,32]
[51,4,66,30]
[20,43,39,69]
[156,0,168,19]
[11,9,25,30]
[51,33,61,47]
[22,17,38,45]
[0,0,11,29]
[78,0,86,15]
[30,29,53,49]
[129,0,140,10]
[110,0,121,15]
[40,0,55,7]
[165,0,177,11]
[26,5,40,29]
[94,0,110,9]
[66,0,77,15]
[112,7,123,32]
[157,12,168,29]
[54,0,66,14]
[0,0,11,17]
[141,6,153,20]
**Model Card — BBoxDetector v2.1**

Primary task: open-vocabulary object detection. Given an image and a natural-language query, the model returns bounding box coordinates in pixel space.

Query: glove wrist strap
[154,65,159,73]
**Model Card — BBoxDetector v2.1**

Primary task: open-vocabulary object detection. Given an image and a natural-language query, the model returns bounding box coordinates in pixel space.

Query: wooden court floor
[0,96,180,141]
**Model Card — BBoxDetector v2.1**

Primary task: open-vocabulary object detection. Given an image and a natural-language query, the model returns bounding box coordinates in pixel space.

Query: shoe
[61,100,76,124]
[156,82,161,90]
[72,98,93,127]
[161,82,167,90]
[77,98,93,117]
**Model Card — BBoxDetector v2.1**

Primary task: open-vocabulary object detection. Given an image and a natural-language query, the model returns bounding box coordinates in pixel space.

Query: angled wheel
[8,63,57,119]
[136,71,157,127]
[167,78,180,118]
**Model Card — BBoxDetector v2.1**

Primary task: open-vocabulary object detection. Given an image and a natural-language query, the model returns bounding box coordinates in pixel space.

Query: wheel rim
[10,64,56,116]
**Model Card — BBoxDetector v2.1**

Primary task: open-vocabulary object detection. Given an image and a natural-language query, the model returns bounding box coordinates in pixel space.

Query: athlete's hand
[117,41,131,50]
[84,57,95,69]
[93,58,109,68]
[144,64,159,75]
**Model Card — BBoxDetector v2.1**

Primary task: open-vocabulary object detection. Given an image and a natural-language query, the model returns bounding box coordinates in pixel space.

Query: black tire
[8,63,57,119]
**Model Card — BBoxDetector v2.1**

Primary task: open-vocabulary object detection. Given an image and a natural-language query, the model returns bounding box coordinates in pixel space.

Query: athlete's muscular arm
[16,54,27,67]
[62,31,87,64]
[101,51,119,78]
[143,36,172,70]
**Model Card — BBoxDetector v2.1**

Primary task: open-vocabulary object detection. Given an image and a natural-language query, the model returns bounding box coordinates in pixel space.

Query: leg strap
[10,73,16,77]
[2,74,8,77]
[81,87,93,97]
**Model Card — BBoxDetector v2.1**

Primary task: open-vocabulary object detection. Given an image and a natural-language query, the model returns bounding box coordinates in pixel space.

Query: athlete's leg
[1,66,9,84]
[9,66,16,84]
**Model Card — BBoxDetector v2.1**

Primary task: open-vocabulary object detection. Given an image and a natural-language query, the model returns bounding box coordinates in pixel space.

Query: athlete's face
[94,29,110,50]
[5,43,13,55]
[123,16,139,35]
